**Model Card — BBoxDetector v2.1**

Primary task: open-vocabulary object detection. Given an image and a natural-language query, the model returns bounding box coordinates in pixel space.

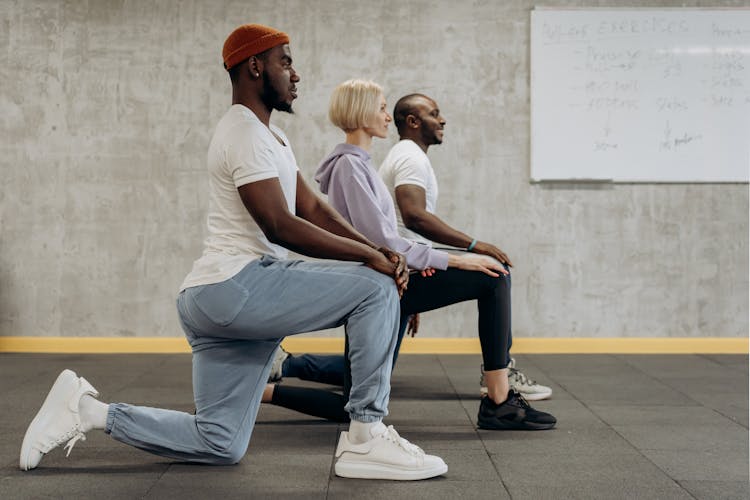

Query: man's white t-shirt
[180,104,299,291]
[378,139,438,246]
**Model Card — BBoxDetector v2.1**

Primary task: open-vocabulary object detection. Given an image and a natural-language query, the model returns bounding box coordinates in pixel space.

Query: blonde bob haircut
[328,79,384,132]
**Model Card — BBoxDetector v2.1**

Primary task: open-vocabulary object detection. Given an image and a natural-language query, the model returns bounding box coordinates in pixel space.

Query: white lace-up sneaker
[334,425,448,480]
[267,346,290,383]
[20,369,99,470]
[480,359,553,401]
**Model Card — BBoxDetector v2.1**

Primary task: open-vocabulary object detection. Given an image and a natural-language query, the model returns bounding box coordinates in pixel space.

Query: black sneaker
[477,390,557,430]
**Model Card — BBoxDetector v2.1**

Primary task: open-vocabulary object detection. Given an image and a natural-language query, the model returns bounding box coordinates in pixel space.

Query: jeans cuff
[104,403,119,434]
[349,414,383,423]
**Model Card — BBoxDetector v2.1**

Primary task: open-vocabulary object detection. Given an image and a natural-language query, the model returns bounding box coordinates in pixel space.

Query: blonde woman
[314,79,556,430]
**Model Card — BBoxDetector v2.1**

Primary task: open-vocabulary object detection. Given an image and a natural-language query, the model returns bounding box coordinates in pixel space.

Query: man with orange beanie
[20,24,447,481]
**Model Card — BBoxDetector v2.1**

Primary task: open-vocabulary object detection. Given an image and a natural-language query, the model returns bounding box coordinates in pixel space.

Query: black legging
[343,268,512,399]
[400,268,511,370]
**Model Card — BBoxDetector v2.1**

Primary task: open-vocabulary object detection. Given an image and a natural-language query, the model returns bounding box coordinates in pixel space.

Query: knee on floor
[195,423,249,465]
[199,441,248,465]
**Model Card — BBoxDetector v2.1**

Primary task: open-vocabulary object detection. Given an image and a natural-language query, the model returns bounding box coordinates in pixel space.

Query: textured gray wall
[1,0,747,339]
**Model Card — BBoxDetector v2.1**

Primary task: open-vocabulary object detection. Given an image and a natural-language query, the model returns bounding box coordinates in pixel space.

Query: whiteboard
[530,9,750,182]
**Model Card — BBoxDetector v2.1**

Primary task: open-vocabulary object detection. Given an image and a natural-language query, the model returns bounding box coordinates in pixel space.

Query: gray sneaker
[480,359,553,401]
[268,346,290,383]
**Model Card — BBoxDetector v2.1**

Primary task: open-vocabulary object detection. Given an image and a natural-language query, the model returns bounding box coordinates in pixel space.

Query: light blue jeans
[283,261,514,385]
[105,257,400,464]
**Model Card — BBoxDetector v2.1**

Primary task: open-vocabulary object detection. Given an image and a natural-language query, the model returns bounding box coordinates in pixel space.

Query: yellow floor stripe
[0,336,746,354]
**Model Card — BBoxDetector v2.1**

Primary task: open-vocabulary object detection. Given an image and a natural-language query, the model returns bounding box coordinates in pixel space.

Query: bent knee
[373,276,400,309]
[483,270,510,288]
[200,441,247,465]
[195,423,249,465]
[204,448,245,465]
[360,268,400,302]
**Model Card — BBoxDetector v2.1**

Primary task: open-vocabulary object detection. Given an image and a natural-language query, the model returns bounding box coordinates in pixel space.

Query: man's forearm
[271,211,379,262]
[407,211,473,249]
[300,198,377,249]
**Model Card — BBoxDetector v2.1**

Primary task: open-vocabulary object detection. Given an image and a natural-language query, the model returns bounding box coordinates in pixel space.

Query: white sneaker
[480,359,553,401]
[334,425,448,480]
[20,369,99,470]
[267,346,290,383]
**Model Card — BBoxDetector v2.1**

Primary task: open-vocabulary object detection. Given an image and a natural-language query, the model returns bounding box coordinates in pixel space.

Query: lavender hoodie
[315,143,449,271]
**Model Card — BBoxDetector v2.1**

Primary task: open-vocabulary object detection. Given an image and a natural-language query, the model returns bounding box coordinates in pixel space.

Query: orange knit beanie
[222,24,290,71]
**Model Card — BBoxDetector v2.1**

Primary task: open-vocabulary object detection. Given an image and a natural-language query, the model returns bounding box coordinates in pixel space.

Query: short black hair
[228,62,243,83]
[393,93,430,133]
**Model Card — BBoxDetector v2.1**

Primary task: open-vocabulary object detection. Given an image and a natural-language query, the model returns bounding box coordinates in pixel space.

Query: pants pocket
[191,279,250,327]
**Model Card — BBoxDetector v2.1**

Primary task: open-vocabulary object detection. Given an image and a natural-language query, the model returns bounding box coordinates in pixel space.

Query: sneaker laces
[505,390,532,409]
[509,367,538,387]
[482,362,538,388]
[62,432,86,457]
[382,426,424,457]
[44,423,86,457]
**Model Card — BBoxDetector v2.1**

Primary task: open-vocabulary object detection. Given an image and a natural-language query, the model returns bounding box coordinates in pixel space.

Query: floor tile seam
[637,447,750,455]
[325,424,345,497]
[615,354,749,429]
[484,450,652,459]
[610,422,750,435]
[496,364,736,499]
[582,401,746,409]
[695,353,748,372]
[105,355,177,382]
[613,354,709,402]
[436,355,512,497]
[590,413,701,499]
[435,355,477,425]
[509,354,579,401]
[530,356,699,498]
[516,359,608,422]
[141,462,172,499]
[705,411,749,430]
[505,357,648,455]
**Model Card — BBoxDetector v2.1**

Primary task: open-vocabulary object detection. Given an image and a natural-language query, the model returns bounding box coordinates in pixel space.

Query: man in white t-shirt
[379,93,552,401]
[20,25,447,481]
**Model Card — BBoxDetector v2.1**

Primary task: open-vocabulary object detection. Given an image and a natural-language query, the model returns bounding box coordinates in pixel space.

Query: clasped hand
[367,247,409,297]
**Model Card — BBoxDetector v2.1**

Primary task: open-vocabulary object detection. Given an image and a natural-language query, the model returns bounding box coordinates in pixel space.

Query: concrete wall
[1,0,747,339]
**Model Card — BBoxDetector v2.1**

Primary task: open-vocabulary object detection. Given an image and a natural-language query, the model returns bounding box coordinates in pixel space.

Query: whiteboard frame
[529,7,750,184]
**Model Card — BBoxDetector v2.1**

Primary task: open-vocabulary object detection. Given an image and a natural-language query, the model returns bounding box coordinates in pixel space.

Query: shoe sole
[513,390,552,401]
[480,387,553,401]
[476,419,556,431]
[20,370,78,470]
[334,460,448,480]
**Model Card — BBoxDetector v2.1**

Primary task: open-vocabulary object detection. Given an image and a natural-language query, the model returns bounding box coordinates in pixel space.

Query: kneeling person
[380,93,552,402]
[20,24,446,481]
